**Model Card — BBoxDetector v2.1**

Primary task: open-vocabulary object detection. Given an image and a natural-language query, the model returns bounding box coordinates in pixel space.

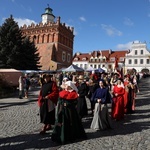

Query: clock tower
[21,5,74,70]
[41,4,55,24]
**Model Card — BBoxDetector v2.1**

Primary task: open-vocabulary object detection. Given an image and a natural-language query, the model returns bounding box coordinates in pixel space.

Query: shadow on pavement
[0,132,60,150]
[0,98,37,109]
[84,77,150,140]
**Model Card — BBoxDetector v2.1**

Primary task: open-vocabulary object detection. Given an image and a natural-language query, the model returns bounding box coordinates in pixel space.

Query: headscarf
[65,81,78,92]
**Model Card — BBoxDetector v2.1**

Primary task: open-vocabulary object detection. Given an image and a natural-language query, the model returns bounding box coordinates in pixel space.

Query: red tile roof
[73,50,128,63]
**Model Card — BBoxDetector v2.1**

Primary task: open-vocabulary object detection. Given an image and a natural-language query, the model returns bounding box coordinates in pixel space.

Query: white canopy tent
[62,64,84,72]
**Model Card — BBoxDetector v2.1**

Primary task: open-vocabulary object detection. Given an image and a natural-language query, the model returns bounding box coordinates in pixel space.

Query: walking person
[37,74,59,134]
[123,74,134,114]
[18,75,24,99]
[90,79,112,130]
[24,74,31,98]
[86,79,99,115]
[130,75,139,112]
[51,81,86,144]
[76,75,88,119]
[111,79,125,121]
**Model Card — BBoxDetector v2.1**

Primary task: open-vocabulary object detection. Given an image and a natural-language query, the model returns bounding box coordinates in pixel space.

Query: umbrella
[62,64,84,72]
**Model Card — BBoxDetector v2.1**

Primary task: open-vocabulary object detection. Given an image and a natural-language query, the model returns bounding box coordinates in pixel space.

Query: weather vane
[47,4,49,7]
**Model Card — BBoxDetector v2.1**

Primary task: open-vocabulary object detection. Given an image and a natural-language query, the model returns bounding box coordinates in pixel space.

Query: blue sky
[0,0,150,53]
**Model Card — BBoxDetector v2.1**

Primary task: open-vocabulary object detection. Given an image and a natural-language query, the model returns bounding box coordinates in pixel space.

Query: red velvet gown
[112,85,125,120]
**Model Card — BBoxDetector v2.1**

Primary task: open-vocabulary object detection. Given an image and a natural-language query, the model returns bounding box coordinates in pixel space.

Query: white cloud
[14,18,37,27]
[123,17,134,26]
[79,16,86,22]
[101,24,122,36]
[116,41,132,50]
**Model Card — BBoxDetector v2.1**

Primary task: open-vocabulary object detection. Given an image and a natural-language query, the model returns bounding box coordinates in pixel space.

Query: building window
[120,57,124,61]
[110,57,115,62]
[80,64,82,68]
[129,59,132,64]
[147,59,150,64]
[62,51,66,62]
[84,64,87,69]
[140,59,143,64]
[67,54,71,62]
[135,50,137,55]
[141,50,143,55]
[108,65,112,69]
[134,59,137,64]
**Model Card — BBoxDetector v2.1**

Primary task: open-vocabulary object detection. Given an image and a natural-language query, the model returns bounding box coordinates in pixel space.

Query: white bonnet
[65,81,78,92]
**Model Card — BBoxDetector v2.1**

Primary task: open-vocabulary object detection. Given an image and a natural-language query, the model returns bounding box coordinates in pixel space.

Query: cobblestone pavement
[0,77,150,150]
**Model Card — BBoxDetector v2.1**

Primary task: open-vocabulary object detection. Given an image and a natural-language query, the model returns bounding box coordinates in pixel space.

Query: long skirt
[40,99,55,125]
[76,97,88,119]
[90,103,112,130]
[51,100,87,144]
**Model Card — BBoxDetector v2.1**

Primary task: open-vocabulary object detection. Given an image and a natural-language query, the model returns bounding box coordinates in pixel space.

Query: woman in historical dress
[37,74,59,134]
[51,81,86,144]
[90,79,112,130]
[123,75,134,114]
[76,75,88,119]
[111,79,125,121]
[131,75,139,112]
[86,79,99,115]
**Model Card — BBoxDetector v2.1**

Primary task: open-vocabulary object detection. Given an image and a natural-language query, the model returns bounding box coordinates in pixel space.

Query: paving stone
[0,78,150,149]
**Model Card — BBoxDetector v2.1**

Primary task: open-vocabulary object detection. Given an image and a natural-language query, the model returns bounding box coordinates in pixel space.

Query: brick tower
[20,5,74,70]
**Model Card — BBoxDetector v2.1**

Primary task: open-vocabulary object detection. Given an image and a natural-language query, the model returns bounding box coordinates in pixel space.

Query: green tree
[22,37,41,70]
[0,15,41,70]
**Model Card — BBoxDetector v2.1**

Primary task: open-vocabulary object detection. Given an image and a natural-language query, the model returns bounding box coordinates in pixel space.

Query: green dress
[51,91,87,144]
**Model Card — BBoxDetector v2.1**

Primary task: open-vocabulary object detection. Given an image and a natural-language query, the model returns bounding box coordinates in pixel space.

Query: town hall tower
[21,5,74,70]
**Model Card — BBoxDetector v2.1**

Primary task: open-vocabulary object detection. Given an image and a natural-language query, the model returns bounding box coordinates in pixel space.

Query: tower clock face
[43,16,46,19]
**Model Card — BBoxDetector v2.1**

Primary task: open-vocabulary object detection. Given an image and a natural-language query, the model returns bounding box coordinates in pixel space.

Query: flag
[114,56,123,78]
[114,56,119,70]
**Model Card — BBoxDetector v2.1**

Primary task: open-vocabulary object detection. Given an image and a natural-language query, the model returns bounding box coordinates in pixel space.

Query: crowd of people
[36,70,140,145]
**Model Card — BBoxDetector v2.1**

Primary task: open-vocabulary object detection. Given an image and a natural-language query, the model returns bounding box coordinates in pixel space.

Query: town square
[0,1,150,150]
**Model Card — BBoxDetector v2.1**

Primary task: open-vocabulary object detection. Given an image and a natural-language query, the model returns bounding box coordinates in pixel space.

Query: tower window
[67,54,71,62]
[62,51,66,62]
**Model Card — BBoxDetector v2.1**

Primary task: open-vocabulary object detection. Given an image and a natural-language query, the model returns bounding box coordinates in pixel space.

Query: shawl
[59,90,78,100]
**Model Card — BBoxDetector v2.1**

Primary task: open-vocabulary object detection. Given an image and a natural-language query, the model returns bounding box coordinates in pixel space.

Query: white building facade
[125,42,150,73]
